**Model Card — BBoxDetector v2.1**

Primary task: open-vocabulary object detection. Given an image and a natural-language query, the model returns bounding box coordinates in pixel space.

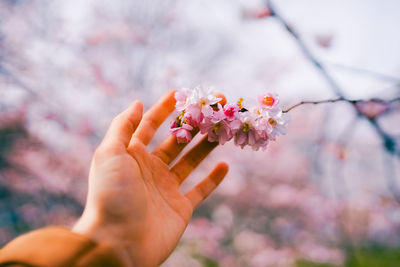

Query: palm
[75,91,228,267]
[118,143,193,266]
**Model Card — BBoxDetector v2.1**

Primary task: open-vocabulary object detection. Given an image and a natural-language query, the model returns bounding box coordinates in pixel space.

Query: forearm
[0,227,126,267]
[72,214,136,267]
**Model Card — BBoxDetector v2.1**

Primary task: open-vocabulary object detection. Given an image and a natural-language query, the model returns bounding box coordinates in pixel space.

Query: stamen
[242,122,250,132]
[268,118,277,128]
[238,98,244,109]
[200,98,207,107]
[213,122,222,133]
[264,96,275,106]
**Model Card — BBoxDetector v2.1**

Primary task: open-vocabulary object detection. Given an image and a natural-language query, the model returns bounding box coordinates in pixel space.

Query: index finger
[102,100,143,149]
[130,90,176,146]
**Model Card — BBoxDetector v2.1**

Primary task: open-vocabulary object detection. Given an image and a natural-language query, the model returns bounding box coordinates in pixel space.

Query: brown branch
[283,96,400,113]
[283,97,345,113]
[266,0,400,157]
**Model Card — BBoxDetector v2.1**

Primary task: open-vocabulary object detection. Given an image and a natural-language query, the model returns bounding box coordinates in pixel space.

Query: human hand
[72,91,229,267]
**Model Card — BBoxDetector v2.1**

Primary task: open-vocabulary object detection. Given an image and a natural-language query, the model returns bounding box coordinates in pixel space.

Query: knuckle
[126,138,144,155]
[126,145,136,156]
[144,116,158,131]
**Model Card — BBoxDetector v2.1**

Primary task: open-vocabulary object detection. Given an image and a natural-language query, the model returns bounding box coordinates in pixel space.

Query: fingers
[170,135,219,184]
[152,129,199,165]
[131,90,176,146]
[102,100,143,148]
[185,162,229,209]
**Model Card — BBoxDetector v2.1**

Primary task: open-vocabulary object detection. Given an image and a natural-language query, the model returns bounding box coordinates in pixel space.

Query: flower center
[264,96,275,106]
[175,112,185,127]
[213,122,222,133]
[224,107,234,117]
[242,122,250,132]
[200,98,207,107]
[268,118,277,128]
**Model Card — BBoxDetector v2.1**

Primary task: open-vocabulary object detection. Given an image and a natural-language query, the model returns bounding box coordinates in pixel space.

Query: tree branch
[266,0,400,157]
[283,96,400,113]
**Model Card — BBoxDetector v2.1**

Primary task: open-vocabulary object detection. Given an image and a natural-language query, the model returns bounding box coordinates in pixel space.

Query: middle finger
[152,129,199,165]
[170,135,218,184]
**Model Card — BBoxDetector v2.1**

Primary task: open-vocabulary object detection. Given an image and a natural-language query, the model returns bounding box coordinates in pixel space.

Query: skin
[72,90,229,267]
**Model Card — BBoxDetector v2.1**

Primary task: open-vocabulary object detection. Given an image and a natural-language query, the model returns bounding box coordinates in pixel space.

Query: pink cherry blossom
[234,112,264,150]
[223,103,240,121]
[257,93,279,110]
[187,86,221,118]
[200,104,233,145]
[184,104,204,126]
[175,86,221,125]
[170,122,193,144]
[263,111,289,140]
[171,87,287,149]
[174,89,190,111]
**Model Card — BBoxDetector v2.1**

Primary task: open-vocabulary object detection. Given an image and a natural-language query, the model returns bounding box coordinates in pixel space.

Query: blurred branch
[266,0,343,95]
[0,64,101,140]
[283,96,400,113]
[0,65,61,111]
[266,0,400,157]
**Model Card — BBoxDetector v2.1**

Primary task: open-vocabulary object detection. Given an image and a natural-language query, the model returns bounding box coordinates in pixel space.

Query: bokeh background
[1,0,400,266]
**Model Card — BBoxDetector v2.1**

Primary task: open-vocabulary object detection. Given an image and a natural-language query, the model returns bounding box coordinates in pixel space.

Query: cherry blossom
[170,87,288,150]
[170,121,193,144]
[199,104,233,145]
[223,103,240,121]
[174,89,190,111]
[258,109,289,141]
[257,93,279,110]
[185,86,222,123]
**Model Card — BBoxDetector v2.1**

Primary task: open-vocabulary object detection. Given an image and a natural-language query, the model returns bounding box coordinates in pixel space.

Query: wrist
[72,212,135,267]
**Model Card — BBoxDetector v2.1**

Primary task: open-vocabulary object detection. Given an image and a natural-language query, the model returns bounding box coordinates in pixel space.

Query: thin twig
[283,96,400,113]
[283,97,345,113]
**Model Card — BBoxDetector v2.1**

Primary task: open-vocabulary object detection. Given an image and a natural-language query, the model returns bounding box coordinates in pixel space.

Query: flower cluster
[170,86,288,151]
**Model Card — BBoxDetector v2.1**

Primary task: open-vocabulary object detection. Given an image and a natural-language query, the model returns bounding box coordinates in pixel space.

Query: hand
[72,91,229,267]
